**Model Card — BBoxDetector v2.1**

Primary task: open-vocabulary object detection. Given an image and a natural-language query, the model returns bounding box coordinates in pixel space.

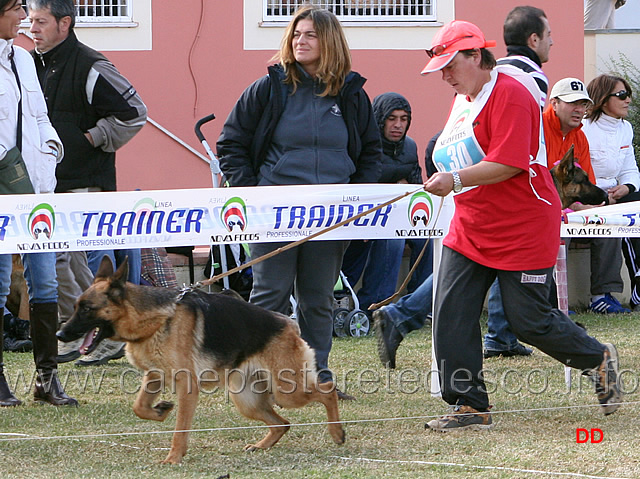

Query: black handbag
[0,47,35,195]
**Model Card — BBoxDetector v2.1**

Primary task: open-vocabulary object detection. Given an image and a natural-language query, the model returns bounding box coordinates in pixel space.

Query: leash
[368,198,444,311]
[196,186,426,288]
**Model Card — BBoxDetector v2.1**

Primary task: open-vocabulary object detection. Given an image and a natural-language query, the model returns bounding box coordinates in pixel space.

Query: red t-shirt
[444,74,561,271]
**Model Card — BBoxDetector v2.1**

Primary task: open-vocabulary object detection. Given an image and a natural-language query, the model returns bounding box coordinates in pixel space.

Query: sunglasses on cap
[425,35,474,58]
[608,90,631,101]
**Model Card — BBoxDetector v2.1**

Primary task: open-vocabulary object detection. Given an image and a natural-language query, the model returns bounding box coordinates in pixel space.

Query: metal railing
[21,0,132,24]
[263,0,435,22]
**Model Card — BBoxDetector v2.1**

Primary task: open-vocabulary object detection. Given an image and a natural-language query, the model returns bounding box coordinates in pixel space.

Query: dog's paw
[330,425,346,445]
[154,400,175,417]
[243,443,263,452]
[160,453,183,465]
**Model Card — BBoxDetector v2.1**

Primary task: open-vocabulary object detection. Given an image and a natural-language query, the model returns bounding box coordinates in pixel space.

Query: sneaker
[57,337,83,363]
[589,294,631,314]
[483,343,533,359]
[373,309,403,369]
[592,343,622,416]
[7,315,30,340]
[426,405,493,432]
[75,339,126,367]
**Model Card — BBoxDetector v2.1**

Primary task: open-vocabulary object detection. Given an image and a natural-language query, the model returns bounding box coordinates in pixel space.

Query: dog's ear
[95,255,115,280]
[107,257,129,304]
[559,144,576,176]
[112,256,129,287]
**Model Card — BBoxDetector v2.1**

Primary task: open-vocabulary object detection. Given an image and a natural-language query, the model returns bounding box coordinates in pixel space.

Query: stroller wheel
[333,308,350,337]
[343,310,371,337]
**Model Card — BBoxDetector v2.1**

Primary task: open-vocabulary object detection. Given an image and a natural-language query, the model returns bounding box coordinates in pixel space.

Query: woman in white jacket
[0,0,76,407]
[583,74,640,311]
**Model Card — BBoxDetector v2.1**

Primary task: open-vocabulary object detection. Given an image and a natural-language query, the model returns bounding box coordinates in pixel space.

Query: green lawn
[1,311,638,478]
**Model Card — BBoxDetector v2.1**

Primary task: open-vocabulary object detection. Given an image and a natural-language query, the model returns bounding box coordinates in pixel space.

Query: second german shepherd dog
[57,256,345,464]
[550,144,608,209]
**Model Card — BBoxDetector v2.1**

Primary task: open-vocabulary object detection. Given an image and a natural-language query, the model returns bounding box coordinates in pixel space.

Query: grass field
[1,311,638,478]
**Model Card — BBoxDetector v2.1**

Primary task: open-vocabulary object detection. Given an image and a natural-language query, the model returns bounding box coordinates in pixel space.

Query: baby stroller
[332,271,370,337]
[195,113,252,296]
[289,271,370,338]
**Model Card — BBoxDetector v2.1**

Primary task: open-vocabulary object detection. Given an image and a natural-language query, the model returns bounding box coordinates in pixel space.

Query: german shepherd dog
[550,145,608,209]
[57,256,345,464]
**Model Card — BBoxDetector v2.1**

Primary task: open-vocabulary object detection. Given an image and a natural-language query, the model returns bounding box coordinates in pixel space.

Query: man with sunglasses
[484,5,553,359]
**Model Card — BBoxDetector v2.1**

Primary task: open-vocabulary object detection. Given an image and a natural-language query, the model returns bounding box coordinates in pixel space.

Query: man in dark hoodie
[342,92,429,315]
[483,6,553,359]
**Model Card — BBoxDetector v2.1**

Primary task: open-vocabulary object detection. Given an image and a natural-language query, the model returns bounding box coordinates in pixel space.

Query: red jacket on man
[543,107,596,184]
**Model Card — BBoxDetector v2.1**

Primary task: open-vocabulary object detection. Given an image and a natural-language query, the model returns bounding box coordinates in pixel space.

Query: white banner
[561,201,640,237]
[0,184,453,254]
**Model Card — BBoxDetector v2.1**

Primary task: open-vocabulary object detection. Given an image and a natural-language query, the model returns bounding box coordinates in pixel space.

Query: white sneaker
[75,339,126,367]
[57,337,83,363]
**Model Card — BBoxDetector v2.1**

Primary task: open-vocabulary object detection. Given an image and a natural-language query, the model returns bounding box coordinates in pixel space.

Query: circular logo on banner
[221,197,248,232]
[408,192,433,227]
[583,215,606,226]
[28,203,55,240]
[133,197,156,221]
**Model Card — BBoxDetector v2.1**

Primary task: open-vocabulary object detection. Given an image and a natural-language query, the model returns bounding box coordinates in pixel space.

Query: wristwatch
[49,148,59,159]
[451,171,463,193]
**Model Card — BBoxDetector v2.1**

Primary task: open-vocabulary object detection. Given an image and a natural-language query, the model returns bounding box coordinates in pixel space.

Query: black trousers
[433,247,606,411]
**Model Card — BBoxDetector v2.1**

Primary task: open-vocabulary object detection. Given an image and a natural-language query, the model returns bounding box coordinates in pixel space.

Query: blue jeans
[341,240,370,285]
[0,255,11,310]
[354,239,404,313]
[483,279,519,351]
[407,239,433,293]
[22,252,58,304]
[381,273,433,337]
[87,249,142,285]
[0,253,58,310]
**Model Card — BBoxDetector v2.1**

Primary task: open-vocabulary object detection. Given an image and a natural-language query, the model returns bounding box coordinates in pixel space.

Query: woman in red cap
[421,20,621,431]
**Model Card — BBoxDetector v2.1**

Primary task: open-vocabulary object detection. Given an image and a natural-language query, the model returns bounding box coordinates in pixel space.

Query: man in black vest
[27,0,147,365]
[483,5,553,360]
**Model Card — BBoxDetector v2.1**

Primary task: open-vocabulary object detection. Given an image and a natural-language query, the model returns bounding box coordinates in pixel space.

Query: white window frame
[21,0,136,28]
[262,1,436,25]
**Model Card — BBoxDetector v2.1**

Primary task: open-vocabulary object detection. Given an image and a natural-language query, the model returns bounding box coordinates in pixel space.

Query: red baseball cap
[421,20,496,74]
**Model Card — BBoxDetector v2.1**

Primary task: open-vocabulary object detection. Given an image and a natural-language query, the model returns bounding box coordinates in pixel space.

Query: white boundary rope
[0,400,635,442]
[331,456,633,479]
[1,401,636,478]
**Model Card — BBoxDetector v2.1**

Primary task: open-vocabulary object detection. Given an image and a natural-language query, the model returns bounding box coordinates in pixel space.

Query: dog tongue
[79,328,97,355]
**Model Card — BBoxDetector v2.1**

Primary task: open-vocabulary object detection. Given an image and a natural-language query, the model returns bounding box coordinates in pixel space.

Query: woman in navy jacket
[217,5,381,398]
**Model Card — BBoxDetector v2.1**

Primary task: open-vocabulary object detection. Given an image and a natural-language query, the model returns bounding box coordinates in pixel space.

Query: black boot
[30,303,78,406]
[0,368,21,407]
[34,372,78,406]
[0,318,21,407]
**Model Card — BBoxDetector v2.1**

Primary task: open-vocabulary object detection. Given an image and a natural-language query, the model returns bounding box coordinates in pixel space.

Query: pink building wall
[17,0,584,191]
